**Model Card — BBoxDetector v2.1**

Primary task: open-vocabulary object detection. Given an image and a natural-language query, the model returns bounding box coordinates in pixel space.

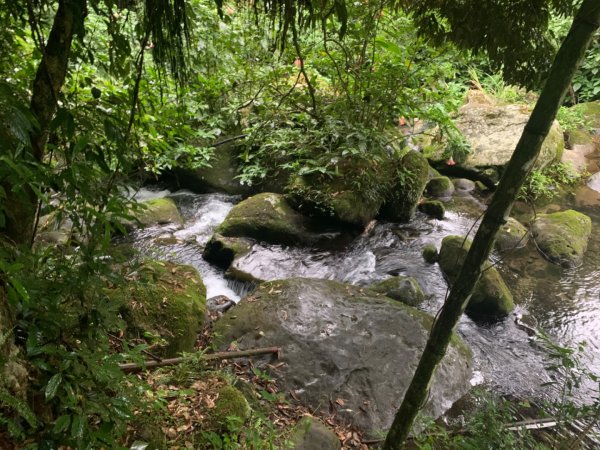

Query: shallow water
[129,186,600,403]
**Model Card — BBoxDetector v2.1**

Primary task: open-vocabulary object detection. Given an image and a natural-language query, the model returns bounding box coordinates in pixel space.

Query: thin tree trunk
[1,0,87,245]
[383,2,600,448]
[30,0,87,161]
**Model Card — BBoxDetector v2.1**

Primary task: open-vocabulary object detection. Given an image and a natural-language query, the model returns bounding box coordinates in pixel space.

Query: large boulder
[380,150,430,222]
[215,192,314,245]
[285,175,382,228]
[172,137,252,196]
[531,210,592,267]
[214,278,473,435]
[439,236,514,319]
[368,276,425,307]
[107,260,206,357]
[425,95,564,182]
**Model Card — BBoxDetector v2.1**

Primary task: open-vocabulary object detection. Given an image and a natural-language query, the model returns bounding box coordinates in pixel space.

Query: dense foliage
[1,0,599,446]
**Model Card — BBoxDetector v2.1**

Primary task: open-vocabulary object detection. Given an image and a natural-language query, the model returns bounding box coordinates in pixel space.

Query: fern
[0,386,37,434]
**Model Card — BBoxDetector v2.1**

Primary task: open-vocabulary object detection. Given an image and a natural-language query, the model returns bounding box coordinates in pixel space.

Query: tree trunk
[383,2,600,448]
[1,0,87,245]
[30,0,87,161]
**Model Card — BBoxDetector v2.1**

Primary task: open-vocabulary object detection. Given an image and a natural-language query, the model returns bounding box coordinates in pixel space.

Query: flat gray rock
[214,278,473,435]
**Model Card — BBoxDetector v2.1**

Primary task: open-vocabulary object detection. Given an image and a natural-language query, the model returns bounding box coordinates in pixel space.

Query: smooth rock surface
[439,236,514,319]
[214,278,473,435]
[495,217,529,253]
[532,210,592,267]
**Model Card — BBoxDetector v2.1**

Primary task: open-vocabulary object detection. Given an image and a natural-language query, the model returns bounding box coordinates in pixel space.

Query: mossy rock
[439,236,514,319]
[369,276,425,307]
[380,151,430,222]
[203,234,253,270]
[108,260,206,357]
[285,171,384,228]
[211,385,252,431]
[531,210,592,268]
[495,217,528,253]
[568,128,594,146]
[422,244,439,263]
[418,200,445,219]
[135,198,183,227]
[216,192,314,245]
[290,416,341,450]
[570,100,600,130]
[426,176,455,198]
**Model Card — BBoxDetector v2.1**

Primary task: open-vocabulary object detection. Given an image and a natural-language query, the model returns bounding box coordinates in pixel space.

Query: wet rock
[495,217,528,253]
[135,197,183,228]
[531,210,592,268]
[369,276,425,307]
[107,260,206,357]
[439,236,514,319]
[203,233,253,269]
[418,200,445,219]
[381,150,430,222]
[290,416,341,450]
[426,176,455,198]
[213,278,473,435]
[215,193,314,245]
[422,244,439,263]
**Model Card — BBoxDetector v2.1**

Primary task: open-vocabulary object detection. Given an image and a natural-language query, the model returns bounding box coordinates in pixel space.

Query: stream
[128,185,600,404]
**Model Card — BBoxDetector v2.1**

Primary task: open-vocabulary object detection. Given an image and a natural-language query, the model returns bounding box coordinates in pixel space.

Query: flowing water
[128,185,600,404]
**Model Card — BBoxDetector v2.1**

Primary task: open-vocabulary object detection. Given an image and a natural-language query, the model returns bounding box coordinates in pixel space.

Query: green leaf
[45,373,62,400]
[53,414,71,434]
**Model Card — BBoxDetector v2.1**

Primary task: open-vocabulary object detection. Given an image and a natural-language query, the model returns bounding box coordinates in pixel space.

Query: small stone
[290,416,341,450]
[422,244,439,263]
[426,176,455,198]
[495,217,528,253]
[418,200,445,219]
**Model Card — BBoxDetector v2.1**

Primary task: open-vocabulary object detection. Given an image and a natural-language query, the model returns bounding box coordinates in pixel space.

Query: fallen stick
[119,346,282,373]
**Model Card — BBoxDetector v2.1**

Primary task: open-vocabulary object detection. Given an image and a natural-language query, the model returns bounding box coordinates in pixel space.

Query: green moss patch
[108,260,206,357]
[532,210,592,268]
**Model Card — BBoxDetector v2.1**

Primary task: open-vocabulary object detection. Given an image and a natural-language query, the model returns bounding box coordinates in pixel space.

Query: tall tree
[383,1,600,448]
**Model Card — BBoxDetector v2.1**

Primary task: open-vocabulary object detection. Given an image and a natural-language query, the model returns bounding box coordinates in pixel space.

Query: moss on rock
[369,276,425,307]
[211,385,252,430]
[381,151,430,222]
[418,200,445,219]
[108,260,206,357]
[203,234,253,270]
[531,210,592,268]
[290,416,341,450]
[136,198,182,227]
[426,176,455,198]
[495,217,528,253]
[216,192,314,245]
[439,236,514,319]
[422,244,439,263]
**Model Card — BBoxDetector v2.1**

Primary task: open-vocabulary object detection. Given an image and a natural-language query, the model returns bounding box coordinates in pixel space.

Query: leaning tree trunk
[383,1,600,448]
[1,0,87,245]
